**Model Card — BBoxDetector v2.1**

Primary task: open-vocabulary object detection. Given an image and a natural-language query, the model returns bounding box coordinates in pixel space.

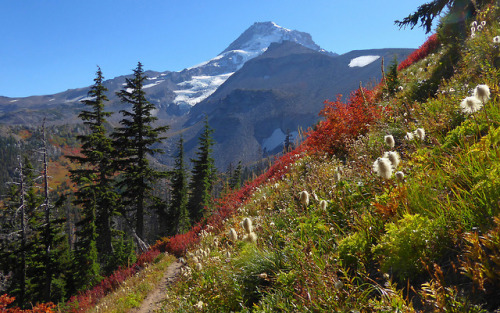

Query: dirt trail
[130,259,182,313]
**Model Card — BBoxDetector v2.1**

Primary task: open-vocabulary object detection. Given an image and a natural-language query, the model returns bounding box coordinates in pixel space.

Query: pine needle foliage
[188,116,217,223]
[169,136,190,235]
[112,62,169,240]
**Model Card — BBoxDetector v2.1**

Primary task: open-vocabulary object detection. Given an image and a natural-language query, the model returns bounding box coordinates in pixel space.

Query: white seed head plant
[299,190,310,206]
[460,96,483,114]
[414,128,425,141]
[384,135,395,148]
[229,228,238,242]
[334,167,342,183]
[474,84,490,104]
[242,217,253,234]
[319,200,328,211]
[405,132,414,141]
[395,171,405,181]
[494,36,500,44]
[246,232,257,243]
[195,262,202,271]
[373,157,393,179]
[383,151,401,169]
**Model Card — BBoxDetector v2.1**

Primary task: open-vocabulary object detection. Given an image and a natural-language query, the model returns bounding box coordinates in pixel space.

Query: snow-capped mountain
[148,21,334,108]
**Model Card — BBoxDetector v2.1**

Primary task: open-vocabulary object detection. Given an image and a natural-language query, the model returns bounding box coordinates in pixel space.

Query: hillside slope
[147,3,500,312]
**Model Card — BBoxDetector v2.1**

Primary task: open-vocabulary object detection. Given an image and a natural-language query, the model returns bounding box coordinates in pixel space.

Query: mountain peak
[221,21,323,55]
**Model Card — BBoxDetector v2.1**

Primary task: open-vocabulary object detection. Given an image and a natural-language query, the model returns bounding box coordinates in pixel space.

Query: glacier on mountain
[348,55,380,68]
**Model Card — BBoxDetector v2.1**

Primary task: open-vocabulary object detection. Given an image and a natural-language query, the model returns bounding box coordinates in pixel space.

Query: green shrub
[372,214,444,281]
[338,231,370,270]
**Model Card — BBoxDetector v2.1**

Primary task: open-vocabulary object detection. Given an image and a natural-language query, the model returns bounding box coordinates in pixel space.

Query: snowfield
[348,55,380,68]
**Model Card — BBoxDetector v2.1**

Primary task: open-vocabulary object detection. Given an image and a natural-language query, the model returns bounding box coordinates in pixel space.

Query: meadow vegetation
[2,2,500,312]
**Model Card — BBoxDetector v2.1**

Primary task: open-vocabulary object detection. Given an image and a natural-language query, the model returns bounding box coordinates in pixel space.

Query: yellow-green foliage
[373,214,443,280]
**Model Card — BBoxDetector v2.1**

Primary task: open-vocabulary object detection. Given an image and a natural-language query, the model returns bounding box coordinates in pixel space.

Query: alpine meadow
[1,0,500,312]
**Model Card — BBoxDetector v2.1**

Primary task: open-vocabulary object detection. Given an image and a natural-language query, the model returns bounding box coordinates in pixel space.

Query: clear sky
[0,0,430,98]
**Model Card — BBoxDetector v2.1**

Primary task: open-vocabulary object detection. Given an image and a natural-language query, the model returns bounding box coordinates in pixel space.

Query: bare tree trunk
[41,121,52,301]
[18,157,26,307]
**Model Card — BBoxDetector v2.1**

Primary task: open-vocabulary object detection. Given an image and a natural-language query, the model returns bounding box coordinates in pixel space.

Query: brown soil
[130,259,182,313]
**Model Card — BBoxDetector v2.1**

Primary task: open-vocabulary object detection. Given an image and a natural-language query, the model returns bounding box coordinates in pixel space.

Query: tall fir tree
[112,62,169,241]
[68,67,116,254]
[67,67,115,289]
[169,136,190,234]
[188,116,217,222]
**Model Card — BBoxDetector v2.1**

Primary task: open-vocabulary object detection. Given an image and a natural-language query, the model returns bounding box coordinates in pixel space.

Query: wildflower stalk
[359,81,368,106]
[381,57,387,88]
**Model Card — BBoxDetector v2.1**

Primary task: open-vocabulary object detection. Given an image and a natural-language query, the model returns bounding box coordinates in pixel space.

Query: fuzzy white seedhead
[299,190,310,206]
[225,251,231,258]
[404,132,414,141]
[312,192,319,201]
[242,217,253,234]
[319,200,328,211]
[373,157,393,179]
[398,86,404,91]
[460,96,483,114]
[383,151,401,169]
[384,135,395,148]
[477,25,483,31]
[395,171,405,181]
[471,21,477,27]
[229,228,238,242]
[474,84,490,103]
[195,262,202,271]
[494,36,500,44]
[192,256,199,264]
[414,128,425,141]
[246,232,257,243]
[334,167,342,183]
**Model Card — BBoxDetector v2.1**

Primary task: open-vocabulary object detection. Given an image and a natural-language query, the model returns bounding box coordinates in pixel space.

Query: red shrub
[398,33,440,71]
[305,88,381,156]
[165,224,202,257]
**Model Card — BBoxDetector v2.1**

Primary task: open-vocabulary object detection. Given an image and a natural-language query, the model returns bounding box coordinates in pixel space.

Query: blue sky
[0,0,430,97]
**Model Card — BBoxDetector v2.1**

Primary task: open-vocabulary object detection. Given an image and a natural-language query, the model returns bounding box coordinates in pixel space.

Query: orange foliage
[17,130,32,140]
[0,294,55,313]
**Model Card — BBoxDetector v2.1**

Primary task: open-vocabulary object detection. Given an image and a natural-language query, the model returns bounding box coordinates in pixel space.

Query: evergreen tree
[228,161,242,190]
[395,0,488,35]
[386,55,400,96]
[67,67,115,290]
[169,136,190,234]
[188,116,217,222]
[112,62,169,240]
[0,157,39,307]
